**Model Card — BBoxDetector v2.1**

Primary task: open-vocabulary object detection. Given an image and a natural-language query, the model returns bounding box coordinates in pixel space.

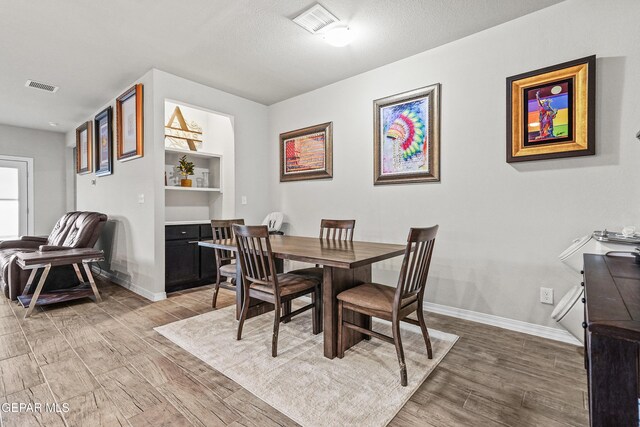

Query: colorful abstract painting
[374,84,440,184]
[524,78,573,146]
[506,56,595,163]
[280,122,333,182]
[381,98,429,175]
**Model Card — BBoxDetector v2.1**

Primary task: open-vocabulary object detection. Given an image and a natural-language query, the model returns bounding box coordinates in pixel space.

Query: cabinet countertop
[165,220,211,226]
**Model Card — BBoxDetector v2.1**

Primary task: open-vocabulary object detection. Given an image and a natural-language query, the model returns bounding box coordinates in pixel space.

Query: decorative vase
[202,171,210,188]
[180,178,192,187]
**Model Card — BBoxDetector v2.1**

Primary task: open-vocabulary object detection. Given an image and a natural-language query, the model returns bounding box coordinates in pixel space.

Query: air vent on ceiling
[293,3,339,34]
[25,80,59,93]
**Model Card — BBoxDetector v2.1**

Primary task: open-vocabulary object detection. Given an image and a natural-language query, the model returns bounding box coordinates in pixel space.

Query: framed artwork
[279,122,333,182]
[75,121,92,174]
[94,106,113,176]
[164,106,203,151]
[116,83,143,161]
[373,84,440,185]
[506,55,596,163]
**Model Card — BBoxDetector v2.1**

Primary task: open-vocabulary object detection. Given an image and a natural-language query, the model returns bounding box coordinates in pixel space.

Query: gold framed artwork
[279,122,333,182]
[373,84,441,185]
[506,55,596,163]
[116,83,143,161]
[94,106,113,176]
[75,121,92,174]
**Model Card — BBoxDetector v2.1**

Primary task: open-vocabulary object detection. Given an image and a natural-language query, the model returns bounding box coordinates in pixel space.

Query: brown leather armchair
[0,211,107,300]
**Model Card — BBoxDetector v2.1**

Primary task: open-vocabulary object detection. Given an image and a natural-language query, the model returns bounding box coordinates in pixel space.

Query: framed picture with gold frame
[116,83,143,161]
[279,122,333,182]
[75,121,92,174]
[506,56,595,163]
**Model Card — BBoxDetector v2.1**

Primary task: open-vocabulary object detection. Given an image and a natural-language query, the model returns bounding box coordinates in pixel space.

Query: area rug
[155,304,458,427]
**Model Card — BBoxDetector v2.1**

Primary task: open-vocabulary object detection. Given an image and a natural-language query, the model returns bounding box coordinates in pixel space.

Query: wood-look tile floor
[0,279,588,426]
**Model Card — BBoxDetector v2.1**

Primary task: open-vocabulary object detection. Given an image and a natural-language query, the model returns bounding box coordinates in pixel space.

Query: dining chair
[288,218,356,280]
[336,225,439,386]
[233,224,322,357]
[210,219,245,308]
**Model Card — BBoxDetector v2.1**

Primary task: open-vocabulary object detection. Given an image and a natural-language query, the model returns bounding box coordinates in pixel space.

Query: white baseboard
[300,295,579,346]
[423,301,582,346]
[92,267,166,302]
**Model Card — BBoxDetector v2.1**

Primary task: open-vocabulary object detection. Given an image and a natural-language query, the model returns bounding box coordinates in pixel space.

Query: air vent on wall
[293,3,339,34]
[25,80,59,93]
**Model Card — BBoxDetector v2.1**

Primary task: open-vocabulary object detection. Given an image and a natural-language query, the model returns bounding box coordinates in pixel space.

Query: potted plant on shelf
[177,155,195,187]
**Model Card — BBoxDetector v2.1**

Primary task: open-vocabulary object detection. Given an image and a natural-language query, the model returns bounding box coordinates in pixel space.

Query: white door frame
[0,154,34,235]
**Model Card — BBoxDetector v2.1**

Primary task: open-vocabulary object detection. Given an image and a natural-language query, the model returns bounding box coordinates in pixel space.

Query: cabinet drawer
[166,225,200,241]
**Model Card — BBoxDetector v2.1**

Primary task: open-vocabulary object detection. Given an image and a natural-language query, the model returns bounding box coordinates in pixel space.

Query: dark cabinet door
[165,239,199,290]
[200,245,217,282]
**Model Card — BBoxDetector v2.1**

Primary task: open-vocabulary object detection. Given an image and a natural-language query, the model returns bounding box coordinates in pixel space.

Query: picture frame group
[75,83,144,175]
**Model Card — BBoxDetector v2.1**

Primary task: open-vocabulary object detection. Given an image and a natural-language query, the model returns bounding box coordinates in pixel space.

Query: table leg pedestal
[323,265,372,359]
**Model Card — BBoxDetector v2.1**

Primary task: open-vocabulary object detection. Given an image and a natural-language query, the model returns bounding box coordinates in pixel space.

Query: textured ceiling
[0,0,561,132]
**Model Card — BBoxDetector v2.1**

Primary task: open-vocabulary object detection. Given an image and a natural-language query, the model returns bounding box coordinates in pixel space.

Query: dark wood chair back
[211,219,245,261]
[394,226,439,306]
[232,224,280,294]
[319,219,356,241]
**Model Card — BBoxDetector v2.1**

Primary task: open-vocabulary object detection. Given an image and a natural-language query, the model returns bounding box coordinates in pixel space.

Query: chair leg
[392,317,407,387]
[272,303,281,357]
[311,287,322,335]
[416,307,433,359]
[283,300,291,324]
[212,270,221,308]
[337,300,344,358]
[236,286,251,341]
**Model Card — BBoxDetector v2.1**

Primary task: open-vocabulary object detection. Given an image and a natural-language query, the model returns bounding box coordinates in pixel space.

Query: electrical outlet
[137,194,145,204]
[540,287,554,305]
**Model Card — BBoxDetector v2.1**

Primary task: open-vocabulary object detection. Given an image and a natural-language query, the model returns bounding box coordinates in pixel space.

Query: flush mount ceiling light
[323,25,354,47]
[293,3,354,47]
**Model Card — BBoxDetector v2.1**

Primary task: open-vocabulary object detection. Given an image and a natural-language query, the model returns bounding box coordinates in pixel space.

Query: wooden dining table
[198,235,406,359]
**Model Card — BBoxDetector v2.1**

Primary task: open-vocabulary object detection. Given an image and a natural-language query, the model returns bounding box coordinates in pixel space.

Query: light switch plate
[138,194,145,204]
[241,196,247,205]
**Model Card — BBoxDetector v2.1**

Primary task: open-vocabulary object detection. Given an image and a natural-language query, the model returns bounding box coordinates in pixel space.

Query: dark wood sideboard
[165,223,216,293]
[583,254,640,426]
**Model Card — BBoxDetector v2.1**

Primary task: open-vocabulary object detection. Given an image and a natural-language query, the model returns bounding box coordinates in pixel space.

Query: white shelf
[165,186,221,192]
[165,147,222,159]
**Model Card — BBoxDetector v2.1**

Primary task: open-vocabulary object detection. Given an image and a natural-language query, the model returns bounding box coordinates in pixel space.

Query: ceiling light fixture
[323,25,354,47]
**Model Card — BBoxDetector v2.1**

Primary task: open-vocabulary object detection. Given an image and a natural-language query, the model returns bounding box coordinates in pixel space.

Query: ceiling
[0,0,561,132]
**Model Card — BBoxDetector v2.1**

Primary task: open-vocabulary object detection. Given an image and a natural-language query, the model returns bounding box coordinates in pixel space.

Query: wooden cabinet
[583,254,640,426]
[165,223,216,292]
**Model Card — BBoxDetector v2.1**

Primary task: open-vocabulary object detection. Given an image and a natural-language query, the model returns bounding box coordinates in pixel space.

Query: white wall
[68,70,162,299]
[0,124,67,235]
[268,0,640,328]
